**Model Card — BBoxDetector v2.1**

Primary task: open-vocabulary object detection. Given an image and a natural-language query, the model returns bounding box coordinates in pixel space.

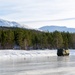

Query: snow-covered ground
[0,49,75,62]
[0,49,75,75]
[0,50,57,62]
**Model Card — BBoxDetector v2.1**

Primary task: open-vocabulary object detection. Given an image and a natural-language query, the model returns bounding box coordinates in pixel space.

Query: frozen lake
[0,49,75,75]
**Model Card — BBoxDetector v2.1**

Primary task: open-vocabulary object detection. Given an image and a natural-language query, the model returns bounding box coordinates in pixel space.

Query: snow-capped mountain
[0,19,29,29]
[39,25,75,33]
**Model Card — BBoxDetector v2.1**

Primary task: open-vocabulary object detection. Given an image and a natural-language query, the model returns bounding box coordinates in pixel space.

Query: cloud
[0,0,75,28]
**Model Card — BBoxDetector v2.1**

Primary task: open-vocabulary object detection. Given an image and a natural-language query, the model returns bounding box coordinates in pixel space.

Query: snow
[0,19,29,29]
[0,50,57,62]
[0,49,74,62]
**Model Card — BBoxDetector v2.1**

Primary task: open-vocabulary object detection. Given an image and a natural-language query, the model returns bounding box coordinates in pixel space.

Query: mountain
[0,19,29,29]
[39,25,75,33]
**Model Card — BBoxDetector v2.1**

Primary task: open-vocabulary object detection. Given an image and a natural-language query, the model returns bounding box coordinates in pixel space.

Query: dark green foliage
[53,31,63,49]
[0,27,75,50]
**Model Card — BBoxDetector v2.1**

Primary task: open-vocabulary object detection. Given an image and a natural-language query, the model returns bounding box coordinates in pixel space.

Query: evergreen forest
[0,27,75,50]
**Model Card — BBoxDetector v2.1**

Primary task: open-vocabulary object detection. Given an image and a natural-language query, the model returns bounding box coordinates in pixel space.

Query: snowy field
[0,49,75,63]
[0,49,75,75]
[0,49,57,62]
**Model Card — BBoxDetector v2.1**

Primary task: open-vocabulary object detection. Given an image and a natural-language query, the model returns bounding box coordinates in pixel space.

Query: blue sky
[0,0,75,28]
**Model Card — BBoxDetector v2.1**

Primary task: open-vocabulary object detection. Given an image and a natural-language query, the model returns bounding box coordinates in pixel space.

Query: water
[0,50,75,75]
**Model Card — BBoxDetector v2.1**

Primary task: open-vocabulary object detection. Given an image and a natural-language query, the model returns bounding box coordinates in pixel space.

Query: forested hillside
[0,27,75,50]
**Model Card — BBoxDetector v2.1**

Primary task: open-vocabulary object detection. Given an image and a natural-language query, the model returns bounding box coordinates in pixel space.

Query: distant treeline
[0,27,75,50]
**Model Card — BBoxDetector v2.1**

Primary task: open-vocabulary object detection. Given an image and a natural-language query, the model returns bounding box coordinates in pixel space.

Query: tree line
[0,27,75,50]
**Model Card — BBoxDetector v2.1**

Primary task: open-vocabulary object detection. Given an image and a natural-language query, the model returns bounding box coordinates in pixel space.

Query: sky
[0,0,75,28]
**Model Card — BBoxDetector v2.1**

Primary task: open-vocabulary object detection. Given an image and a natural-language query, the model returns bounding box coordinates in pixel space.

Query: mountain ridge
[0,19,75,33]
[39,25,75,33]
[0,19,30,29]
